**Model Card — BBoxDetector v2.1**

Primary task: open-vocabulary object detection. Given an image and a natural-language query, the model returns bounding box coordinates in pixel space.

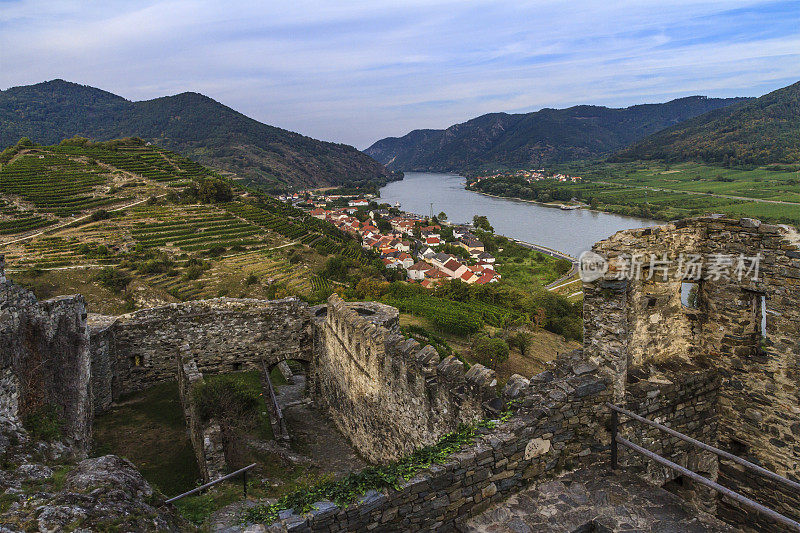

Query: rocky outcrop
[1,455,188,532]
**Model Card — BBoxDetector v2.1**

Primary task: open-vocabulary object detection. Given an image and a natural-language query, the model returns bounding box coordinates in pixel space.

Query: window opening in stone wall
[681,281,700,309]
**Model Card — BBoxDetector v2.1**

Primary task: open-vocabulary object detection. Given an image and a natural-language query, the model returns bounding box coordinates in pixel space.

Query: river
[379,172,659,258]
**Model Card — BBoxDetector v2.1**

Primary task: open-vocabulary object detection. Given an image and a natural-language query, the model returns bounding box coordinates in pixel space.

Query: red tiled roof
[443,259,462,271]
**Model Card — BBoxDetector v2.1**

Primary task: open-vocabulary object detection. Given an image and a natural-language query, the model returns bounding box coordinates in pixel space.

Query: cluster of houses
[277,191,376,207]
[307,204,500,288]
[472,169,582,183]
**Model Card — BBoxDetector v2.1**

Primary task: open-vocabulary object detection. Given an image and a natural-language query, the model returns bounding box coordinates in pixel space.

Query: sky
[1,1,799,149]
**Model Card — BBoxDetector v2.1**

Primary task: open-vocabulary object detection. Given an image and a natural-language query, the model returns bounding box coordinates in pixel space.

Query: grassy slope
[0,140,367,312]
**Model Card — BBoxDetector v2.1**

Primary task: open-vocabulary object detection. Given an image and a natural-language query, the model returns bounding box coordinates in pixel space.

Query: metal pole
[165,463,257,504]
[243,468,248,499]
[617,436,800,532]
[610,409,618,470]
[607,403,800,494]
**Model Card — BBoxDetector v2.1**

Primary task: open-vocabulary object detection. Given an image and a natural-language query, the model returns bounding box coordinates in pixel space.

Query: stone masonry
[0,258,92,452]
[583,216,800,531]
[313,294,500,463]
[88,297,313,409]
[264,350,611,532]
[177,346,227,483]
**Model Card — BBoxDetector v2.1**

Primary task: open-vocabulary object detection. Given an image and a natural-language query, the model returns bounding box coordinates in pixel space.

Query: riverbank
[468,161,800,226]
[379,172,658,258]
[471,189,654,224]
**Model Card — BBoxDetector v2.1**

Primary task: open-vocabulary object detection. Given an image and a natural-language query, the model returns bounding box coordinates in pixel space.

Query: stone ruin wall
[88,297,313,411]
[177,348,227,483]
[621,369,721,514]
[312,295,500,464]
[267,350,612,532]
[583,216,800,531]
[0,258,92,453]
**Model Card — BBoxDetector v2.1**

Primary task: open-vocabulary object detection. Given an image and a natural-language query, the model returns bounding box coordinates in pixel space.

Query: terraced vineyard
[0,137,370,310]
[0,151,123,218]
[130,206,266,252]
[52,143,217,185]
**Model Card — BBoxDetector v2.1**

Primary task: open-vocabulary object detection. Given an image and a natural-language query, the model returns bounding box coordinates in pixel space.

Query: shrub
[471,335,510,369]
[137,257,175,274]
[205,245,227,257]
[506,331,532,356]
[245,272,260,285]
[96,267,132,293]
[194,374,261,423]
[90,209,111,222]
[182,265,205,281]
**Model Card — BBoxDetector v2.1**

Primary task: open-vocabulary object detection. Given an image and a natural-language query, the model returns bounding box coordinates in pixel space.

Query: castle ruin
[1,215,798,532]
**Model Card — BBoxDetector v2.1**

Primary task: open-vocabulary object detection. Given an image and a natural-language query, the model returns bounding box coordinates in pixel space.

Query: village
[286,192,502,287]
[470,168,583,183]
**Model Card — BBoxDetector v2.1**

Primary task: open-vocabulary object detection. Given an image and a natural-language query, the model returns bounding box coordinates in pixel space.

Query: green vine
[242,400,523,525]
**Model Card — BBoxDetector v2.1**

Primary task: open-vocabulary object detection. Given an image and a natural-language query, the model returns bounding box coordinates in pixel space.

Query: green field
[473,161,800,225]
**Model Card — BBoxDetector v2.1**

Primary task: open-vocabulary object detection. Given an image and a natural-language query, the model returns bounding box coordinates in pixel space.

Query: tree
[471,335,509,369]
[505,331,532,356]
[438,211,448,222]
[197,177,233,203]
[473,215,494,233]
[376,218,392,233]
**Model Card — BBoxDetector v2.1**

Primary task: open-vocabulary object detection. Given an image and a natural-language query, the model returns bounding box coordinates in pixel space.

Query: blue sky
[1,1,799,148]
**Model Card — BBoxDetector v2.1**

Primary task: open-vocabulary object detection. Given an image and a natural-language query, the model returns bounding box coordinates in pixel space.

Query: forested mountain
[0,80,396,192]
[611,81,800,166]
[365,96,747,172]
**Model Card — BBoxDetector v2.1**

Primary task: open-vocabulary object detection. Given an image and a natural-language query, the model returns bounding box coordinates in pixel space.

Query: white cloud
[0,0,798,147]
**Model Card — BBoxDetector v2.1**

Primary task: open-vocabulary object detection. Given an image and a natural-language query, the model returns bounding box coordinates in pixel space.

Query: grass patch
[92,381,201,496]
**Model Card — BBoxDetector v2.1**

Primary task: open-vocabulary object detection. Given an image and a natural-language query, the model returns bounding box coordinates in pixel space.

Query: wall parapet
[314,295,499,463]
[89,296,313,403]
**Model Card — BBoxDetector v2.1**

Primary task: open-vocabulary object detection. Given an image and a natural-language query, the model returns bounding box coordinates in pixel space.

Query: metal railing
[608,402,800,532]
[165,463,257,504]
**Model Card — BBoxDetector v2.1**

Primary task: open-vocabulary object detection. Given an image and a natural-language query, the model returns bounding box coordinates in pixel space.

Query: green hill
[0,137,372,312]
[0,80,397,192]
[365,96,747,172]
[611,81,800,166]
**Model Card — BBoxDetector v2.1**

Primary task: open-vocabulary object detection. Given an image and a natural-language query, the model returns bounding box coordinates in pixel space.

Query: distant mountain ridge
[365,96,748,172]
[611,81,800,166]
[0,79,396,191]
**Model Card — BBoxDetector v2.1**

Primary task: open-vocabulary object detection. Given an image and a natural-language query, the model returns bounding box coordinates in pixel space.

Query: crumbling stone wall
[265,350,611,532]
[89,297,313,403]
[0,257,92,452]
[177,347,226,483]
[88,314,116,414]
[584,216,800,530]
[313,295,499,464]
